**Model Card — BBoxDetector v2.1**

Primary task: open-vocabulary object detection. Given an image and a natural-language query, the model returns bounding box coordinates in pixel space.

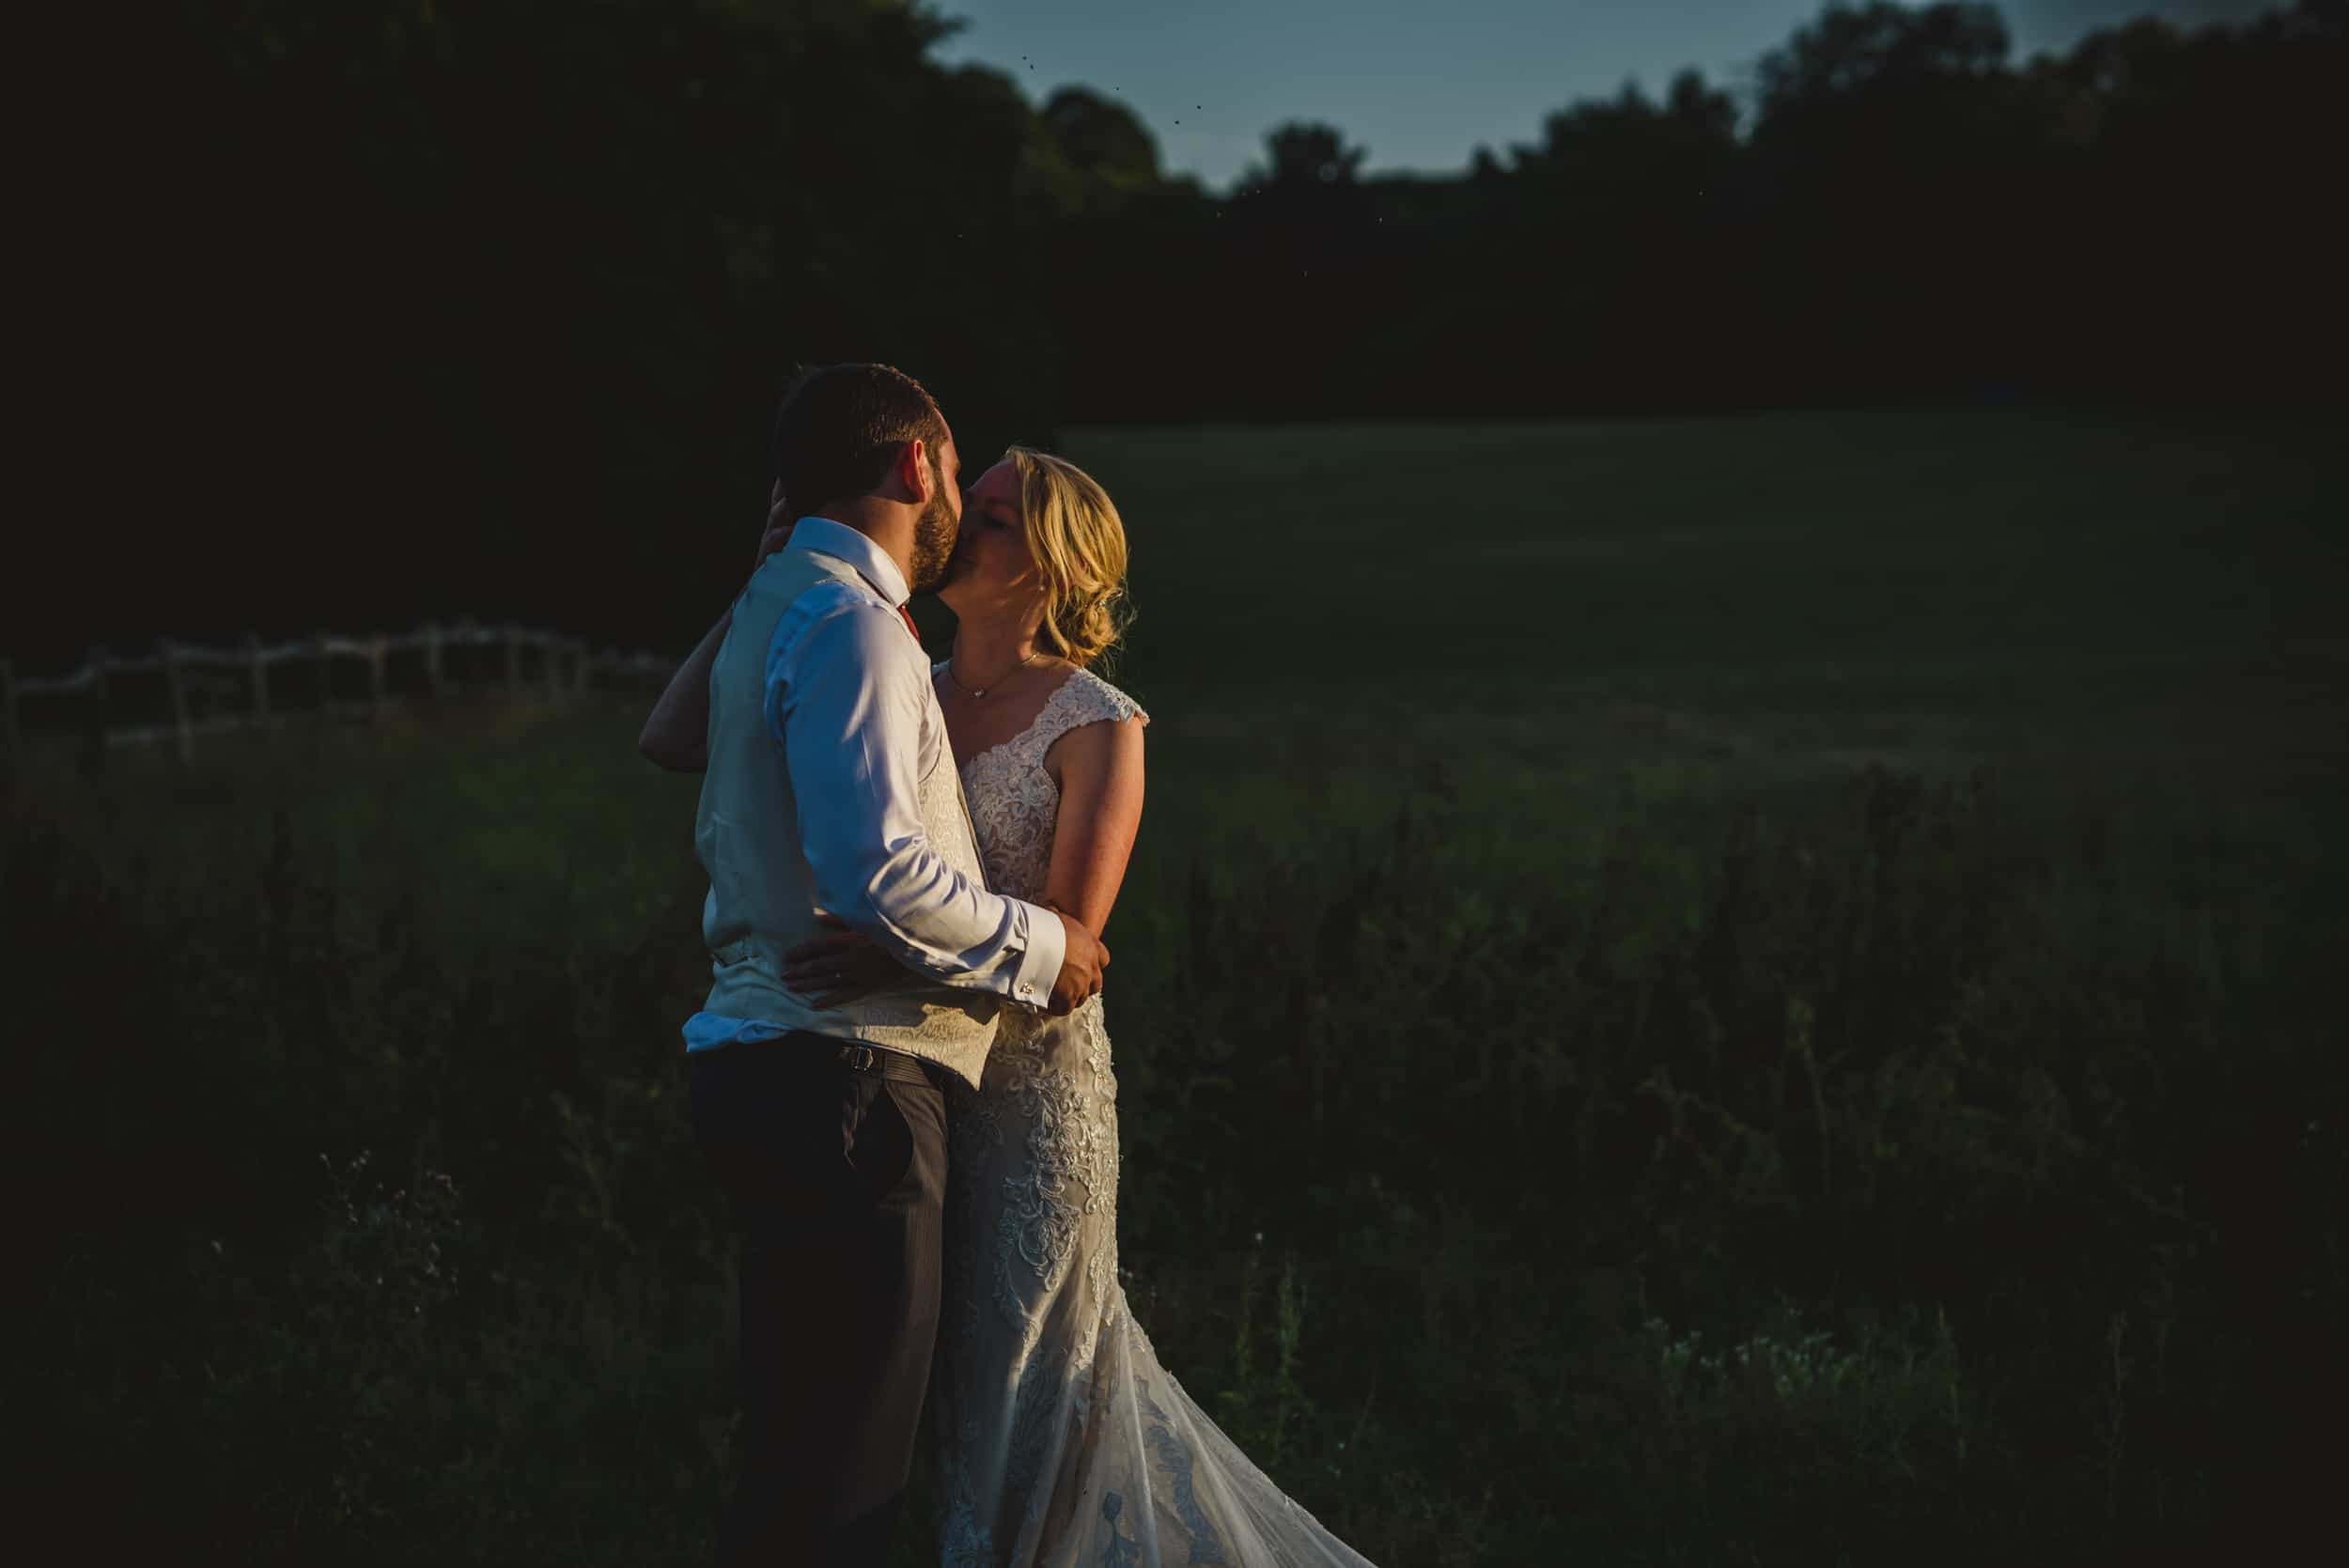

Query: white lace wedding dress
[931,666,1377,1568]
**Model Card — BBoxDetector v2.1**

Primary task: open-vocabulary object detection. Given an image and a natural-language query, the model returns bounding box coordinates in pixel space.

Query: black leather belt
[776,1030,947,1090]
[834,1042,942,1087]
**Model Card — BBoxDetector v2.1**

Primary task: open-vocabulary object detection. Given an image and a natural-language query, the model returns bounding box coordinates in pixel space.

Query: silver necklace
[945,644,1041,699]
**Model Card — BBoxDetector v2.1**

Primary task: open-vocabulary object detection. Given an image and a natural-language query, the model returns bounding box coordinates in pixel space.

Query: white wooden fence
[0,621,677,773]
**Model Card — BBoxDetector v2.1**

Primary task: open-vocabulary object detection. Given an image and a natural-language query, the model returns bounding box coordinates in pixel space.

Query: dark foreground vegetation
[8,714,2339,1564]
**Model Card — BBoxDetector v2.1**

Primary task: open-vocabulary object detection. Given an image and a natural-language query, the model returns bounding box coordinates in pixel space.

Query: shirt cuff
[1008,903,1067,1011]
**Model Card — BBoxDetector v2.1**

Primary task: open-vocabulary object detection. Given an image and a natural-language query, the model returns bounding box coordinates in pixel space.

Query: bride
[775,447,1377,1566]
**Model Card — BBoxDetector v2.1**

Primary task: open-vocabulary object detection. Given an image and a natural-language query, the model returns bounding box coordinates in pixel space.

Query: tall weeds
[5,739,2335,1563]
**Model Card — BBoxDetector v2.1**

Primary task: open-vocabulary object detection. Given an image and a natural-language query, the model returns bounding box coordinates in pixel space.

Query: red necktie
[897,604,922,645]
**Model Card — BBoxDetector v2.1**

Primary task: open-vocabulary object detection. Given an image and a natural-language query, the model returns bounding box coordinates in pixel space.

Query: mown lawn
[8,403,2342,1564]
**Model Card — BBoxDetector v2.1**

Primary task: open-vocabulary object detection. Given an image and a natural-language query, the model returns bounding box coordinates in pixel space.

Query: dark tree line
[27,0,2343,664]
[1184,0,2345,421]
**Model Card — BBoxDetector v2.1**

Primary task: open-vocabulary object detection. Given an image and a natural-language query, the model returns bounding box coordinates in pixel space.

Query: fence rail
[0,621,679,775]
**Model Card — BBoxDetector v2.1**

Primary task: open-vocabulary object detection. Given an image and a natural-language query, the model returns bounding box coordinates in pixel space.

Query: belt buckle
[842,1045,877,1074]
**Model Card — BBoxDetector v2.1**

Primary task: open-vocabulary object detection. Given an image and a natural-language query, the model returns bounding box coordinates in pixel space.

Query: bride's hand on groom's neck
[753,481,794,573]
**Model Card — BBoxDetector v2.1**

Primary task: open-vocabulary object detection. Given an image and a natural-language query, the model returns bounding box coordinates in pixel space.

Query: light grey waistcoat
[692,546,1000,1087]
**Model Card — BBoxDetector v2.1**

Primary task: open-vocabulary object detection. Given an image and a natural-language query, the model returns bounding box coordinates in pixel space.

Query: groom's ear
[896,438,934,502]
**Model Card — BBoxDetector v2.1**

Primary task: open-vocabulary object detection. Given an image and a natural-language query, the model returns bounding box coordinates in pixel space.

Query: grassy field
[8,404,2343,1564]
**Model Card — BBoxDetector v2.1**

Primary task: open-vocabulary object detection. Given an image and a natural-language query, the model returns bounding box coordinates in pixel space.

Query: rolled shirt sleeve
[765,588,1066,1005]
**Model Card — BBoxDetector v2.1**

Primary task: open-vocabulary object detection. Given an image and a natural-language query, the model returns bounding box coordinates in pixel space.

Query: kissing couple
[640,364,1377,1567]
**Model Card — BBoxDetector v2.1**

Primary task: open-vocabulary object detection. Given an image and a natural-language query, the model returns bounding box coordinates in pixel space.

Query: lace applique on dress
[1097,1493,1143,1568]
[989,1049,1104,1329]
[931,667,1377,1567]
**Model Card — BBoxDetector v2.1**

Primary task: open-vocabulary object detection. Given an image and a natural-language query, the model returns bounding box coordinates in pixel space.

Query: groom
[664,363,1109,1566]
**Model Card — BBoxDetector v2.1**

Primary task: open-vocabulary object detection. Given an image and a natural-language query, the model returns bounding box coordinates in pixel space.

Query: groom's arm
[771,594,1068,1008]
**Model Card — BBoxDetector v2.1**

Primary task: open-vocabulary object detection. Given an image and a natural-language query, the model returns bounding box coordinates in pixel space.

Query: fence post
[457,618,477,691]
[422,621,444,702]
[79,644,108,778]
[540,630,562,703]
[505,624,522,693]
[0,657,17,785]
[244,633,270,729]
[315,632,334,718]
[366,636,388,722]
[162,639,193,765]
[571,638,591,698]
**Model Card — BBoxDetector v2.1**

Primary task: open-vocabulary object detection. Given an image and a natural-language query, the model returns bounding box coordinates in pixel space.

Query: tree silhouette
[1043,87,1162,186]
[1753,0,2012,116]
[1248,122,1370,189]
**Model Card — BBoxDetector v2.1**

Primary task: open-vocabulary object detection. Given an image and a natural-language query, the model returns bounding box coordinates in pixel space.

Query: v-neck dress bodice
[943,666,1146,907]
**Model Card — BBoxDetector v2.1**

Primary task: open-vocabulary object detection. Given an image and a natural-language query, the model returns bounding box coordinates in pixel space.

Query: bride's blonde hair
[1005,445,1131,670]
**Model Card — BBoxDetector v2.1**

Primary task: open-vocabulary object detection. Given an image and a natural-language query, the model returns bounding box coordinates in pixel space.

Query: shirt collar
[786,516,910,608]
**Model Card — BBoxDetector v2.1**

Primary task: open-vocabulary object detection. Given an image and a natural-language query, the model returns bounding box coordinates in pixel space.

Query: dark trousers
[689,1034,949,1568]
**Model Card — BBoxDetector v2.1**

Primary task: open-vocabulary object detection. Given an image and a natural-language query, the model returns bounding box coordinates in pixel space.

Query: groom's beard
[907,485,958,592]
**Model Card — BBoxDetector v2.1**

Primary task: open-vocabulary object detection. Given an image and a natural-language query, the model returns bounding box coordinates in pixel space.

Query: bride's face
[938,459,1042,624]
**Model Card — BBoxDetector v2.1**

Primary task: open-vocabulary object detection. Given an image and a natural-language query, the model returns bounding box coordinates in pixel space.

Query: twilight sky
[931,0,2277,188]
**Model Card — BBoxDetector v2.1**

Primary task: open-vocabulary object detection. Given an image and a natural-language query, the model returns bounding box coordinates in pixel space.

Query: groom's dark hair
[771,363,950,511]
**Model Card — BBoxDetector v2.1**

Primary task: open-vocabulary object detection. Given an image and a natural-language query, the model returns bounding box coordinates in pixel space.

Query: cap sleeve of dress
[1028,669,1149,762]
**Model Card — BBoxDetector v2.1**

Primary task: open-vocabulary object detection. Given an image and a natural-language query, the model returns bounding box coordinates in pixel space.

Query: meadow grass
[7,404,2342,1563]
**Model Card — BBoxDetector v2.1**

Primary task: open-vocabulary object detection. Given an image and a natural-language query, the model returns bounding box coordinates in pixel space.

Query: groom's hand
[1045,908,1109,1017]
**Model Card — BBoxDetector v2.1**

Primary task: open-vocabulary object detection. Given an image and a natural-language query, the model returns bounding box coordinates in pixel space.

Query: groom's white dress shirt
[682,517,1066,1063]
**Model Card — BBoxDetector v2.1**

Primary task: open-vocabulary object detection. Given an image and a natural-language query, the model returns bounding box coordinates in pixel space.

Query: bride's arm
[637,484,796,771]
[1040,715,1147,936]
[636,611,728,771]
